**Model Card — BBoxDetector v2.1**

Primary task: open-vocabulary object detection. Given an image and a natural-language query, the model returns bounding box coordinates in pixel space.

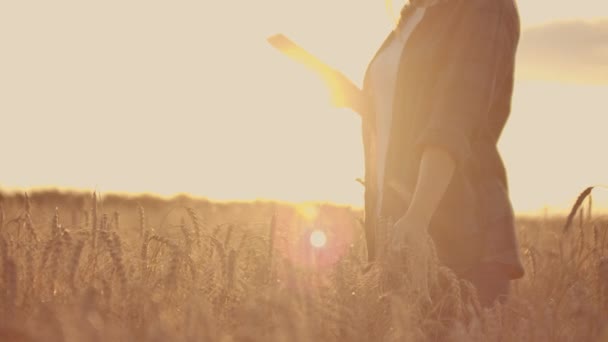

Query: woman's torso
[361,0,524,278]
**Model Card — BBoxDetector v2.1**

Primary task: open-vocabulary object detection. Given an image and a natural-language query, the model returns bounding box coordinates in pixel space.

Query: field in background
[0,189,607,341]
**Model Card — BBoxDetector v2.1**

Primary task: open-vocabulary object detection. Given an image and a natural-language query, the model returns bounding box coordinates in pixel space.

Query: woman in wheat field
[331,0,525,306]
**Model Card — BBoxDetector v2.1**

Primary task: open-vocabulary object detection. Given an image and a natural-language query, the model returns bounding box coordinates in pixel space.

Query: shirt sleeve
[415,0,510,166]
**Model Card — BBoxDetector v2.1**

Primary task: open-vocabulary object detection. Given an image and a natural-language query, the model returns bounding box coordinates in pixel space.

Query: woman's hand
[386,147,455,298]
[389,211,433,300]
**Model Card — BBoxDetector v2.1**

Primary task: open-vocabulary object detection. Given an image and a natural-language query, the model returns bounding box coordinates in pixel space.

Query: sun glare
[296,204,319,221]
[310,230,327,248]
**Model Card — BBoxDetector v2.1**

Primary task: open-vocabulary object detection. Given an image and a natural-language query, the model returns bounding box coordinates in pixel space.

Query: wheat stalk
[564,186,608,232]
[185,207,202,248]
[138,204,146,237]
[68,239,85,292]
[113,211,120,231]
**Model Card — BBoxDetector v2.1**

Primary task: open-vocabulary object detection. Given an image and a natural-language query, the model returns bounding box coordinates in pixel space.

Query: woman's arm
[389,145,455,296]
[401,146,455,227]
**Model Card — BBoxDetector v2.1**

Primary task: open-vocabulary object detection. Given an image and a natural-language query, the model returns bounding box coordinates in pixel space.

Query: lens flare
[310,230,327,248]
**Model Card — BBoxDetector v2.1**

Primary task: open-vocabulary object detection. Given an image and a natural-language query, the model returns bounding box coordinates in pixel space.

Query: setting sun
[296,204,320,221]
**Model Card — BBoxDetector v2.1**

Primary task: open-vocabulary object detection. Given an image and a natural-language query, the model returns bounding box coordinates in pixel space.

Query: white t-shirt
[369,8,426,216]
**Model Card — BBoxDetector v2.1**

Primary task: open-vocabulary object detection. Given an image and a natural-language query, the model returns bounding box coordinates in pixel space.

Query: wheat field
[0,189,607,342]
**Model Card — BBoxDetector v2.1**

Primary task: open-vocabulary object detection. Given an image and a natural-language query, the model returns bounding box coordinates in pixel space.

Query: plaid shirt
[361,0,524,279]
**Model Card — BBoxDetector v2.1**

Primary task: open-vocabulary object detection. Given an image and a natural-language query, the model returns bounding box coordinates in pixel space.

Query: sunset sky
[1,0,607,214]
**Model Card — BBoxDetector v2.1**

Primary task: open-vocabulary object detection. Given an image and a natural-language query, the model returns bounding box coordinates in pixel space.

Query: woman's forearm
[403,146,456,226]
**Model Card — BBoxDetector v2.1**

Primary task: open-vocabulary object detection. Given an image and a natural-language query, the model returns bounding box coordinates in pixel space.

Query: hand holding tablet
[267,34,363,113]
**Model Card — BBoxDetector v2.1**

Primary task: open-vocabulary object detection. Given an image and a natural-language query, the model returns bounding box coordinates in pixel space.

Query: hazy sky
[1,1,607,214]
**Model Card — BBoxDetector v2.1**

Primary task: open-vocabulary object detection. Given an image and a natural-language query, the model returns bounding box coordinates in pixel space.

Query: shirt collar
[394,0,446,36]
[409,0,447,8]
